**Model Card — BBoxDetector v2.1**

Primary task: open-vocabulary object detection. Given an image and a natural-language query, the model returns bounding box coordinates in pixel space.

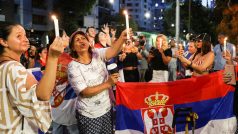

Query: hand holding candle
[51,15,60,37]
[160,38,163,49]
[123,10,130,40]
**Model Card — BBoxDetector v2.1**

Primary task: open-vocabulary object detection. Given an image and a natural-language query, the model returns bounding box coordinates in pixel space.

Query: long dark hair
[0,21,20,55]
[94,30,106,44]
[69,31,92,59]
[201,41,212,55]
[35,47,47,61]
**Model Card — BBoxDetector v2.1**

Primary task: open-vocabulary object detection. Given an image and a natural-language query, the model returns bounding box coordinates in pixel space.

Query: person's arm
[160,48,172,65]
[68,62,119,98]
[80,73,119,98]
[26,37,66,101]
[105,29,128,60]
[102,24,112,46]
[119,52,126,61]
[179,52,215,73]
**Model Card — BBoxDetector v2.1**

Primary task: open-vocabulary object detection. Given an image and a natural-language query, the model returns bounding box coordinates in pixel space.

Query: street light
[155,3,158,7]
[171,23,175,27]
[144,12,151,19]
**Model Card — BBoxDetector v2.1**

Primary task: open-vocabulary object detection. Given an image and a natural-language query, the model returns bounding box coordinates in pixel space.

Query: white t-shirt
[68,48,111,118]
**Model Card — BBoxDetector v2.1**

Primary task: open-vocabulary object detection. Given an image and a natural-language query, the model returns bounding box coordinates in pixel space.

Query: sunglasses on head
[196,40,202,42]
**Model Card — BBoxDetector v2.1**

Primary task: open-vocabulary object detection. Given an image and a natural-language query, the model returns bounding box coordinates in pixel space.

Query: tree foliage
[53,0,96,34]
[214,0,238,44]
[163,0,215,42]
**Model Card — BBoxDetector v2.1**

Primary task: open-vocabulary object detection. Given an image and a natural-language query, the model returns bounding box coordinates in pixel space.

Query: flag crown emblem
[145,92,169,107]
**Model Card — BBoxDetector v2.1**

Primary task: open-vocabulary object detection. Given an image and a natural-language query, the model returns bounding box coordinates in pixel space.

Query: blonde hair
[155,34,169,50]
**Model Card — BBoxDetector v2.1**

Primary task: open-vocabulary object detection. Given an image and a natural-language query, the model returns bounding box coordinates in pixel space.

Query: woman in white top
[0,22,67,133]
[67,30,128,133]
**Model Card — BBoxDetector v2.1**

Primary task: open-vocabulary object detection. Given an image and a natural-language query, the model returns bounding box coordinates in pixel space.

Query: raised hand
[102,23,110,34]
[48,37,66,58]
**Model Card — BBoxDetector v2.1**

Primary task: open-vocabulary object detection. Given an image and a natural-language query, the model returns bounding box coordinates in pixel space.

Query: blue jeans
[52,121,79,134]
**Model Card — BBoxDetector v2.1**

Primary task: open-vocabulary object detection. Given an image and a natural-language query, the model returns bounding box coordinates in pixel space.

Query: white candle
[45,35,49,45]
[160,38,162,48]
[124,10,130,40]
[224,37,227,55]
[52,15,59,37]
[233,45,236,58]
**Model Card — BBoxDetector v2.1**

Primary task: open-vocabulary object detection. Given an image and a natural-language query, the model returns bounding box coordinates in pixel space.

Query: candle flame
[51,15,57,20]
[224,37,228,41]
[123,10,128,15]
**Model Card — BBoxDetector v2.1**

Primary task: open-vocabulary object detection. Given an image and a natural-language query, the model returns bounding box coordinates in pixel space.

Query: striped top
[0,61,52,134]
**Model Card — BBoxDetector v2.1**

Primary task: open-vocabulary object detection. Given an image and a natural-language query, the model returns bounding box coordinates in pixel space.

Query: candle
[224,37,227,55]
[233,45,236,58]
[51,15,59,37]
[124,10,130,40]
[45,35,49,45]
[160,38,162,48]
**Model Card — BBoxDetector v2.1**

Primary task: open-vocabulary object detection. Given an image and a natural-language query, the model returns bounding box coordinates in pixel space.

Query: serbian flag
[28,53,77,133]
[116,71,237,134]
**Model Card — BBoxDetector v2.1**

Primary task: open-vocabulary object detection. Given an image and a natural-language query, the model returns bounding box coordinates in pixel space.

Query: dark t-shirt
[150,48,172,70]
[122,52,138,67]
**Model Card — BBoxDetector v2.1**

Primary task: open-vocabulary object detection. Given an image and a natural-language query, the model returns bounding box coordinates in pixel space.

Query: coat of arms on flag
[141,92,174,134]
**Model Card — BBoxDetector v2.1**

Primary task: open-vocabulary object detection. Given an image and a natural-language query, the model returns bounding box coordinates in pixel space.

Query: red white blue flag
[116,71,236,133]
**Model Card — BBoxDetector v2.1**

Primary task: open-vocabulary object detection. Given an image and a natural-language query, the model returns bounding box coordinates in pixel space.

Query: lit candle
[51,15,59,37]
[160,38,162,48]
[233,45,236,58]
[124,10,130,40]
[224,37,227,55]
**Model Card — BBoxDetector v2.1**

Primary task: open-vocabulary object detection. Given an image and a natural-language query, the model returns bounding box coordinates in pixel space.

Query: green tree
[214,1,238,44]
[53,0,96,34]
[163,0,215,41]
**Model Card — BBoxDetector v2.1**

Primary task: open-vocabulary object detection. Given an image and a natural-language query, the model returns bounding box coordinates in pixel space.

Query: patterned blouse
[0,61,51,134]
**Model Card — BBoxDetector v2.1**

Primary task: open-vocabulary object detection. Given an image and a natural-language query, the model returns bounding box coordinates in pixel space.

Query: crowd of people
[0,20,238,134]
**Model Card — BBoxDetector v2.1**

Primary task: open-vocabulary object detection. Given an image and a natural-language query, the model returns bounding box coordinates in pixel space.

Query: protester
[213,32,236,71]
[47,29,79,134]
[67,29,128,133]
[94,30,110,48]
[21,44,37,68]
[86,26,96,47]
[119,40,142,82]
[168,38,177,81]
[136,34,149,82]
[110,25,117,43]
[177,33,214,76]
[184,40,197,77]
[147,34,172,82]
[222,49,238,133]
[34,46,47,68]
[0,21,67,133]
[27,45,37,68]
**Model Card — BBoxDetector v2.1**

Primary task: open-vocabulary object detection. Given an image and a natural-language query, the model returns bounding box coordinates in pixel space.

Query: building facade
[120,0,153,31]
[0,0,54,46]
